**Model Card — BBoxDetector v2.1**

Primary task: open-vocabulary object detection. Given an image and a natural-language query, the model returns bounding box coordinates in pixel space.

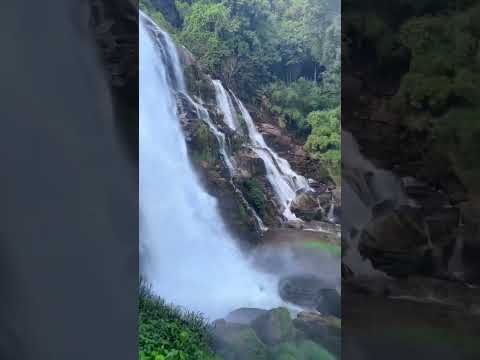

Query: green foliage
[269,340,336,360]
[435,107,480,188]
[139,285,217,360]
[304,108,340,180]
[242,179,267,216]
[344,1,480,194]
[265,78,338,136]
[391,5,480,114]
[176,0,277,98]
[192,123,218,163]
[146,0,341,177]
[140,0,178,34]
[149,0,340,100]
[179,2,236,73]
[398,74,453,113]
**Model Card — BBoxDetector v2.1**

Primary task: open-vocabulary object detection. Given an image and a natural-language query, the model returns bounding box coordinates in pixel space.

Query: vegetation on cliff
[344,0,480,190]
[139,285,217,360]
[141,0,341,179]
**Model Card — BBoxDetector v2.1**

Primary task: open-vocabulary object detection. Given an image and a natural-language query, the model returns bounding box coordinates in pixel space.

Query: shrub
[139,284,217,360]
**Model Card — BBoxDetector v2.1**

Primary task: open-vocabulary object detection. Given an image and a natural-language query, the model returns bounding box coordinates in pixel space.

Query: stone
[286,219,304,229]
[291,192,323,221]
[270,340,336,360]
[278,275,329,308]
[212,321,268,360]
[225,308,268,325]
[315,289,341,318]
[235,149,267,178]
[359,208,430,276]
[293,312,341,357]
[251,307,295,346]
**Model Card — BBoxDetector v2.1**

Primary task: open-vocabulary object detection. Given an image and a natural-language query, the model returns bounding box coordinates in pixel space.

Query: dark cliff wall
[149,0,182,28]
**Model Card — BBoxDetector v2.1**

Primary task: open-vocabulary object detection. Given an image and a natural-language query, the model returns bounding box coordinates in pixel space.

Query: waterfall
[213,80,239,131]
[231,94,310,220]
[342,131,406,276]
[139,13,281,319]
[327,196,336,223]
[186,95,236,174]
[181,92,267,232]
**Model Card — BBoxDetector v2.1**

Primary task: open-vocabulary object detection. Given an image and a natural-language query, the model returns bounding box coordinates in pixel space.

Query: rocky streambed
[210,226,342,359]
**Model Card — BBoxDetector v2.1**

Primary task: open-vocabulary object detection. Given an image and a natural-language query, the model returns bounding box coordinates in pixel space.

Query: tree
[304,107,341,178]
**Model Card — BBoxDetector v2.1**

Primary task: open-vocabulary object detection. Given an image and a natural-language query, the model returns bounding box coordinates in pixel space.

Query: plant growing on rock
[304,107,340,181]
[139,285,217,360]
[241,179,267,217]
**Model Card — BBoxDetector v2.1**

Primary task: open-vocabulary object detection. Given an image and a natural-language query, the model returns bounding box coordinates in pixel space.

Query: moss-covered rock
[212,321,268,360]
[293,312,341,357]
[269,340,336,360]
[188,123,219,165]
[251,308,295,346]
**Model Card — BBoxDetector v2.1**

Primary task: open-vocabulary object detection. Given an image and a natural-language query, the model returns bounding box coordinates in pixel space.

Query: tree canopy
[142,0,341,178]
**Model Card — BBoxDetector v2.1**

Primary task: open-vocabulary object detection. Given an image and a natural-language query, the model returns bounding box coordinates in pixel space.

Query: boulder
[251,308,295,346]
[235,148,267,178]
[269,340,336,360]
[359,207,431,276]
[225,308,268,325]
[315,289,341,318]
[286,219,304,230]
[259,123,292,149]
[278,275,329,308]
[293,312,341,357]
[212,320,268,360]
[291,192,323,221]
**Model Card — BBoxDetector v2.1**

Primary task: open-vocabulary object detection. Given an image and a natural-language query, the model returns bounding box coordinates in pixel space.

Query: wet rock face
[225,308,268,325]
[235,148,267,179]
[212,320,268,360]
[252,111,334,187]
[251,308,295,346]
[214,307,341,359]
[316,289,341,318]
[293,312,341,356]
[342,61,471,281]
[278,275,337,310]
[357,197,461,278]
[290,193,323,221]
[212,308,341,360]
[177,96,265,242]
[279,275,324,308]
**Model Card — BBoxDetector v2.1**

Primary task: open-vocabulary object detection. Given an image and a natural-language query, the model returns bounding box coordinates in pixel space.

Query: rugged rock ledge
[170,38,339,243]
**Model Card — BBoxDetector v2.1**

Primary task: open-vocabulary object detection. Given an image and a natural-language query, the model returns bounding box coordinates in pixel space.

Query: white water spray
[342,131,407,276]
[230,94,310,220]
[139,13,282,319]
[213,80,239,131]
[182,93,267,232]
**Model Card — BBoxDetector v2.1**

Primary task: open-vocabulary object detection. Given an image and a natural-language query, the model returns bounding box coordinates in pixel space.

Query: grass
[139,284,218,360]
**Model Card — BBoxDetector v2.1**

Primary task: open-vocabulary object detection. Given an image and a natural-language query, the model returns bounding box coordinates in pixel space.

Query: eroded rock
[251,308,295,346]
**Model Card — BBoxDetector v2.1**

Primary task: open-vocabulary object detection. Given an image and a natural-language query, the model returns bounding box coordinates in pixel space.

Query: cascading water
[181,92,267,232]
[188,96,236,174]
[213,80,239,131]
[139,13,282,319]
[342,131,407,276]
[230,94,311,220]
